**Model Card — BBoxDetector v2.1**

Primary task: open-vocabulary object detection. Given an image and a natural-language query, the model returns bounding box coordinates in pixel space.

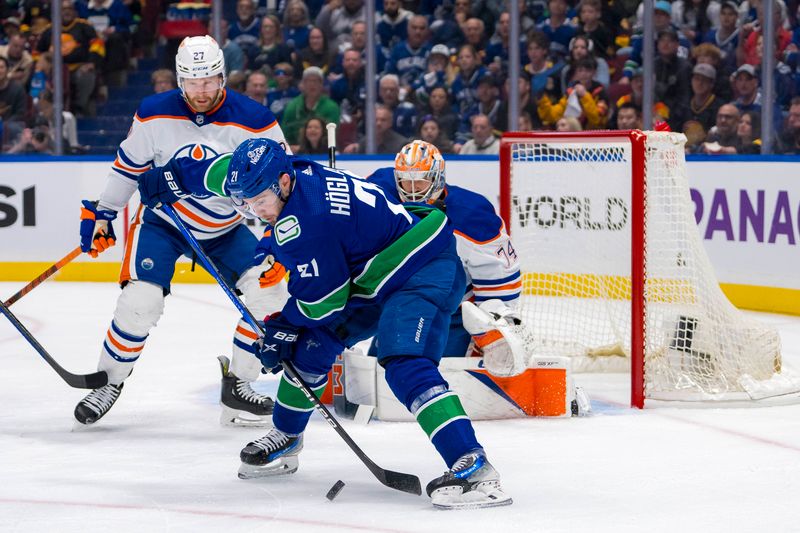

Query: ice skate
[426,451,512,510]
[238,427,303,479]
[74,383,124,425]
[218,355,274,427]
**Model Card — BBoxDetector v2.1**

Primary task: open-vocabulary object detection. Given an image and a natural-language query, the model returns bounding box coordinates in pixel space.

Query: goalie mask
[394,140,445,203]
[175,35,226,99]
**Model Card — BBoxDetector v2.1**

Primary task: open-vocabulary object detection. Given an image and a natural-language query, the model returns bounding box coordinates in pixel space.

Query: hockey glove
[137,160,190,209]
[259,261,287,288]
[255,312,300,371]
[79,200,117,258]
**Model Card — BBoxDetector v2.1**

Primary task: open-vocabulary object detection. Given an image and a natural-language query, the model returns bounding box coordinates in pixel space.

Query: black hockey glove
[138,159,190,209]
[256,312,300,371]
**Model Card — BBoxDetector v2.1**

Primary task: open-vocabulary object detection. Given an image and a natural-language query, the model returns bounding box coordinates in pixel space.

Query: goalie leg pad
[99,280,164,384]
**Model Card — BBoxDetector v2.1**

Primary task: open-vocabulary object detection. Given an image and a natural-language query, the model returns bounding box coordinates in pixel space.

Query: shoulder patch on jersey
[302,166,313,175]
[275,215,301,245]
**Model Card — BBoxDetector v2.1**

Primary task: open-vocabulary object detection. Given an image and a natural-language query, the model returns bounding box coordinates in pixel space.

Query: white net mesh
[505,131,794,402]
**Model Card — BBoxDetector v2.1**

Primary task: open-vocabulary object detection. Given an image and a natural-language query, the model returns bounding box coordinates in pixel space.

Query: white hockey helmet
[175,35,226,94]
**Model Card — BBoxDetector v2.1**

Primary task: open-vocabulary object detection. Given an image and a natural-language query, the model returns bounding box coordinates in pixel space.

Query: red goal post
[499,130,795,408]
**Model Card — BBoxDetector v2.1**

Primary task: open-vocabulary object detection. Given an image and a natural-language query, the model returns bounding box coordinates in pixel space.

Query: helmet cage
[394,164,444,203]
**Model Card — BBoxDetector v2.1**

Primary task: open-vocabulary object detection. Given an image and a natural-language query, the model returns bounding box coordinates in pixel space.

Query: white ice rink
[2,281,799,533]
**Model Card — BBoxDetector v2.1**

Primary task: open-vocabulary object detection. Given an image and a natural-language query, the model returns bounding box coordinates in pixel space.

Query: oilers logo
[173,143,220,161]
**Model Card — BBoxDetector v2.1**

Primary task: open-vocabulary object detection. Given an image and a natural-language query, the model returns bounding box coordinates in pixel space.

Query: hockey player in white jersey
[74,35,289,427]
[369,140,526,375]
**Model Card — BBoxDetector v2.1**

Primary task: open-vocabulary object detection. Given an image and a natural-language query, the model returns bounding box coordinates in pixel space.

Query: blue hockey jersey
[369,168,521,306]
[172,157,455,327]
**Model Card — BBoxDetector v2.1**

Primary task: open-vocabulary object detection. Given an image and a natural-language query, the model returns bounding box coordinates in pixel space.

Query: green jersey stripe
[204,154,232,197]
[276,374,327,412]
[415,392,468,438]
[295,278,351,321]
[351,209,447,299]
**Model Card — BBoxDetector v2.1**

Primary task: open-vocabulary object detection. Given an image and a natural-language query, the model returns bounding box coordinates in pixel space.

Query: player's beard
[185,89,224,113]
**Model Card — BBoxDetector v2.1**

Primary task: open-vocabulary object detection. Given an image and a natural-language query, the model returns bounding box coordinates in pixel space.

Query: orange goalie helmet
[393,140,446,203]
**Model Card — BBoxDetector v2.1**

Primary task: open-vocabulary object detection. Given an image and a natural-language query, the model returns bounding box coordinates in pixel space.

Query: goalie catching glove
[79,200,117,258]
[462,299,532,377]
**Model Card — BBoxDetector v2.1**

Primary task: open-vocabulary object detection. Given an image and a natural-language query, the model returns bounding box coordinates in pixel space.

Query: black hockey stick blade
[0,300,108,389]
[373,466,423,495]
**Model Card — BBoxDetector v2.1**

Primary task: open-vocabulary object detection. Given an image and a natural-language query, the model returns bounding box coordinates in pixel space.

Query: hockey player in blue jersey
[135,137,512,509]
[369,141,524,371]
[74,36,290,428]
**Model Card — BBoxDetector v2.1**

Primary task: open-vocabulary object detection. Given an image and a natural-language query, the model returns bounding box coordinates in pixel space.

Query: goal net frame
[499,130,795,408]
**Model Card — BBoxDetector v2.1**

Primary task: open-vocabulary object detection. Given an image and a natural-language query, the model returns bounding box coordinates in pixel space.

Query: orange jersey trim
[173,201,242,229]
[113,158,149,173]
[136,113,192,123]
[211,119,279,133]
[474,281,523,292]
[120,204,144,284]
[106,331,144,353]
[454,229,502,245]
[236,325,259,340]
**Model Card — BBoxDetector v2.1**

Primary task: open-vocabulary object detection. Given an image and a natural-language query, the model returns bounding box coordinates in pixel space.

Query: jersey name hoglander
[324,174,351,216]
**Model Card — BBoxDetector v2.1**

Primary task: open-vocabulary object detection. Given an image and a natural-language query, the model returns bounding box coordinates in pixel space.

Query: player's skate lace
[235,380,267,404]
[74,383,124,425]
[250,428,291,453]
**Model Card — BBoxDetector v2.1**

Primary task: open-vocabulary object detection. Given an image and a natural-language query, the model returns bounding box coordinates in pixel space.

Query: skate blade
[431,483,513,510]
[220,405,273,428]
[237,456,299,479]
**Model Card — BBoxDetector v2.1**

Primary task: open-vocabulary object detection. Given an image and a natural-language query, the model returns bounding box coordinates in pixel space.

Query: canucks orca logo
[172,143,219,161]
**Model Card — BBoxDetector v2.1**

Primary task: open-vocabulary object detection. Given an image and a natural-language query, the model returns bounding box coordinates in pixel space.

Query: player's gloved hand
[79,200,117,258]
[255,312,300,371]
[259,260,287,288]
[137,160,189,209]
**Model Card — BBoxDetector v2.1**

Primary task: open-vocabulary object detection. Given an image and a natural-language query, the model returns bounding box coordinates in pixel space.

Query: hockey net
[499,130,799,407]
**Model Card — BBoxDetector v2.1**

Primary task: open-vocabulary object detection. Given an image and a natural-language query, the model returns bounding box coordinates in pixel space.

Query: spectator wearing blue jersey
[451,44,489,115]
[387,14,431,90]
[378,73,417,138]
[250,14,294,72]
[330,48,366,126]
[457,73,501,144]
[331,20,389,76]
[701,0,739,66]
[731,63,785,130]
[524,30,563,98]
[267,62,300,120]
[413,43,456,106]
[429,0,467,50]
[377,0,412,50]
[229,0,261,60]
[282,0,312,50]
[484,11,513,77]
[537,0,576,60]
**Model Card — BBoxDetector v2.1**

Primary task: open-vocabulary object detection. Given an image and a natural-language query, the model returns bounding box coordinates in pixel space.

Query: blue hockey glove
[255,312,300,371]
[137,160,190,209]
[79,200,117,257]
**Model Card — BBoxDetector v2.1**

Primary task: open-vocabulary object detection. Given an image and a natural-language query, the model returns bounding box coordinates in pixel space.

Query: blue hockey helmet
[227,138,294,202]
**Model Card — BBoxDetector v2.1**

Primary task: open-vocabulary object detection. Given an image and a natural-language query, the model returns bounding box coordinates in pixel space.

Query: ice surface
[2,282,799,533]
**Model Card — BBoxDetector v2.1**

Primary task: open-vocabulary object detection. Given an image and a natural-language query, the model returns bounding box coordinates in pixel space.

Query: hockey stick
[327,122,336,168]
[0,299,109,389]
[161,203,422,496]
[3,246,82,307]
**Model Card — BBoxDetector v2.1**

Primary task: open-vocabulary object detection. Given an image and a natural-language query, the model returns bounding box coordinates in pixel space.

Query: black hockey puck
[326,480,346,501]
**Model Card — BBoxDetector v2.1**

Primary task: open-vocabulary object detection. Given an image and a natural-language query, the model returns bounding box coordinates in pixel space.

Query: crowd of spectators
[6,0,800,155]
[1,0,143,153]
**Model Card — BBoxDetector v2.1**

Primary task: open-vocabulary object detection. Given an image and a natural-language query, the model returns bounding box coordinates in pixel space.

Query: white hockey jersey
[98,88,288,239]
[369,168,521,307]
